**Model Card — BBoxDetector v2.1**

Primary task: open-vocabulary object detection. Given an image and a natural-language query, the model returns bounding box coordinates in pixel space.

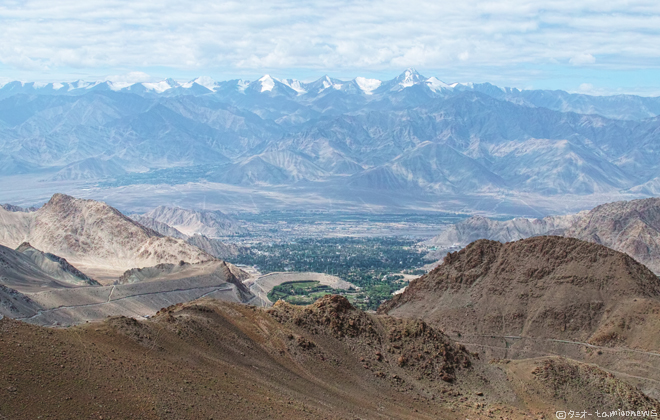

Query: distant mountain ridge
[3,70,659,121]
[2,69,660,212]
[131,208,241,259]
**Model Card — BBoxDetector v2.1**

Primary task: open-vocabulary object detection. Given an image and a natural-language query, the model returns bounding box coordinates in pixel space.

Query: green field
[267,280,342,304]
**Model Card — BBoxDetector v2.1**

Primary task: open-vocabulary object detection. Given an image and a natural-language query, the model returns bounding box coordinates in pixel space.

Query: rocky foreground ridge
[2,295,657,419]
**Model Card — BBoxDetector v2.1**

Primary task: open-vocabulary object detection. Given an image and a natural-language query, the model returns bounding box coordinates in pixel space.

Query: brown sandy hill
[565,197,660,274]
[380,236,660,350]
[0,194,217,282]
[1,295,656,419]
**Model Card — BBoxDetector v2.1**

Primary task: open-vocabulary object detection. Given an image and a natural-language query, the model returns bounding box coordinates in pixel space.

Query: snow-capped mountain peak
[397,68,425,88]
[258,75,275,92]
[237,79,250,92]
[354,77,382,94]
[425,77,451,92]
[142,78,180,93]
[280,78,307,94]
[182,76,218,91]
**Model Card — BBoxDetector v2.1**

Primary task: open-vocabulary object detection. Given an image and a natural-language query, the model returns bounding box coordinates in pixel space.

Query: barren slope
[381,236,660,349]
[1,296,656,419]
[15,242,99,286]
[0,244,82,293]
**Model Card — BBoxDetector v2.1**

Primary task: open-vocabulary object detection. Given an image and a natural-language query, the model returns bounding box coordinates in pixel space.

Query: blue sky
[1,0,660,95]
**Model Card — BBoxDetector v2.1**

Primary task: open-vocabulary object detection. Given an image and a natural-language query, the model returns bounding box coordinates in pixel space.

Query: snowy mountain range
[2,69,660,214]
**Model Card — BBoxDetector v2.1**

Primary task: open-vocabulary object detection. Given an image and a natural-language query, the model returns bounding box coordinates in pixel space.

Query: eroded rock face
[269,295,472,383]
[381,236,660,347]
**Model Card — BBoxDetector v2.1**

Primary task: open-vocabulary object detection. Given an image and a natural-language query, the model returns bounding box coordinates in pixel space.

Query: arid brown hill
[381,236,660,349]
[2,295,657,419]
[565,197,660,274]
[0,194,218,282]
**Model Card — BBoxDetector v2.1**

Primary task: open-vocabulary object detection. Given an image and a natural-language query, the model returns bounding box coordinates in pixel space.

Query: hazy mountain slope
[50,157,127,181]
[360,142,506,193]
[0,194,215,281]
[15,242,99,286]
[185,234,239,259]
[382,236,660,348]
[142,205,245,237]
[0,243,82,292]
[564,198,660,274]
[463,83,660,121]
[423,213,585,258]
[130,214,188,239]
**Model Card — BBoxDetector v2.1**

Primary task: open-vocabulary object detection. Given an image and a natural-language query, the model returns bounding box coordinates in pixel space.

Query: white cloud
[105,71,152,84]
[0,0,659,78]
[570,53,596,65]
[579,83,594,91]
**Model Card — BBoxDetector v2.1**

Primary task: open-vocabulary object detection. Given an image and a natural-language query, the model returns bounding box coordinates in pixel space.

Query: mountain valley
[1,70,660,418]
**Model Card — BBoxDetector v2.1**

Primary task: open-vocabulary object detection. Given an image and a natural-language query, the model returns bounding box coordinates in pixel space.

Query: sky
[1,0,660,95]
